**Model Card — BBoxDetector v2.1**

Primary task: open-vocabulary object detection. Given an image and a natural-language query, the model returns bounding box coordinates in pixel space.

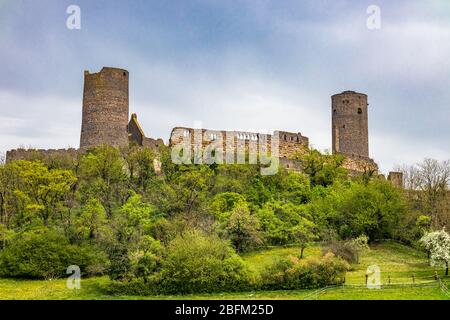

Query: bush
[323,235,369,264]
[108,230,252,295]
[157,230,252,294]
[0,228,108,279]
[108,279,158,296]
[260,252,349,290]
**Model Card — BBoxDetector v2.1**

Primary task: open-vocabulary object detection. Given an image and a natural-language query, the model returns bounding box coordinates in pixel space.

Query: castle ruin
[5,66,403,184]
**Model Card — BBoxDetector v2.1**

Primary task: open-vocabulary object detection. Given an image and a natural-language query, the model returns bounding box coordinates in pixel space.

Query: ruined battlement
[169,127,309,160]
[6,148,78,163]
[342,156,378,175]
[388,171,404,188]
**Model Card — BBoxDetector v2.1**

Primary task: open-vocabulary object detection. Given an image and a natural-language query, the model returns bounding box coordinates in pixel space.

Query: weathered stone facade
[6,66,392,177]
[388,171,404,188]
[342,155,379,175]
[6,148,78,163]
[331,91,378,174]
[332,91,369,158]
[80,67,129,148]
[169,127,309,164]
[128,113,164,148]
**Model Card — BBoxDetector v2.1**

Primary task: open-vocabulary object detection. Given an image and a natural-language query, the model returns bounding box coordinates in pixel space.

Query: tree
[0,223,14,249]
[257,200,316,247]
[159,229,250,293]
[420,229,450,276]
[291,219,317,259]
[129,235,163,283]
[78,146,128,217]
[10,161,76,227]
[170,166,213,215]
[0,228,106,279]
[107,192,161,281]
[305,179,406,240]
[74,198,108,242]
[224,204,262,253]
[117,192,159,244]
[208,192,246,219]
[0,163,18,227]
[298,149,347,187]
[124,146,156,191]
[397,159,450,229]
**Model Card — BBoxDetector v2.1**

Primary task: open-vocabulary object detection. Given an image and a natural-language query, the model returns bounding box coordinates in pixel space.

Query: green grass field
[1,241,449,300]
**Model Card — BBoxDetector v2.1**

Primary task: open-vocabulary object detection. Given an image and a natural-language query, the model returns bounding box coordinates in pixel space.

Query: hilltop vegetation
[0,145,448,295]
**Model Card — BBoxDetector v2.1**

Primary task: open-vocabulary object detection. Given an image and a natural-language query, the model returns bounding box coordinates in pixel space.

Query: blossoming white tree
[420,229,450,276]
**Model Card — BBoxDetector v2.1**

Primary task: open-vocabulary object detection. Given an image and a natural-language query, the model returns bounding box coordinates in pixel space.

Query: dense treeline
[0,145,447,293]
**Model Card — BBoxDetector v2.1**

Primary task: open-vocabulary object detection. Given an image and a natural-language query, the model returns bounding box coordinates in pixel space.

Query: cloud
[372,130,450,173]
[0,0,448,173]
[0,91,80,152]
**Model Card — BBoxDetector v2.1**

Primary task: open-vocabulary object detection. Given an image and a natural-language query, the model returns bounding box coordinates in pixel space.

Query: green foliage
[223,203,262,253]
[117,192,159,242]
[72,198,109,242]
[305,179,407,240]
[260,252,349,290]
[298,149,347,187]
[0,146,434,294]
[169,165,213,215]
[78,146,128,217]
[124,146,156,191]
[0,223,14,249]
[157,230,252,294]
[8,160,76,227]
[0,228,107,279]
[257,200,316,247]
[107,193,162,281]
[209,192,246,219]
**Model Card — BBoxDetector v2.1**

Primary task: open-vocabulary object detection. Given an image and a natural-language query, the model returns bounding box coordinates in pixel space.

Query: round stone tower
[331,91,369,158]
[80,67,129,148]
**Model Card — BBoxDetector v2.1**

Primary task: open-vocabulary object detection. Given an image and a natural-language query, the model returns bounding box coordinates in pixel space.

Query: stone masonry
[169,127,309,165]
[332,91,369,158]
[331,91,379,174]
[6,66,402,180]
[80,67,129,148]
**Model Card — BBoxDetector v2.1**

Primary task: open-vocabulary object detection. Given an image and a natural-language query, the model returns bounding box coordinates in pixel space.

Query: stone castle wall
[342,155,379,175]
[80,67,129,148]
[388,171,404,188]
[6,148,79,164]
[4,66,383,176]
[169,127,309,164]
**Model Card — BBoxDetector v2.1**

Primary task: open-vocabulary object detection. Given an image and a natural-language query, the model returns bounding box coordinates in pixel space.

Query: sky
[0,0,449,173]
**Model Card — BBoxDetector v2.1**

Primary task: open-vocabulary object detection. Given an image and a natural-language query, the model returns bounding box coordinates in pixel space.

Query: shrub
[108,279,158,296]
[157,230,252,294]
[323,235,369,264]
[260,252,349,290]
[0,228,108,279]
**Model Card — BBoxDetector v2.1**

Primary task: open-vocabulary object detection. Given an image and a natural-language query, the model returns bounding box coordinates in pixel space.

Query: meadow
[1,241,448,300]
